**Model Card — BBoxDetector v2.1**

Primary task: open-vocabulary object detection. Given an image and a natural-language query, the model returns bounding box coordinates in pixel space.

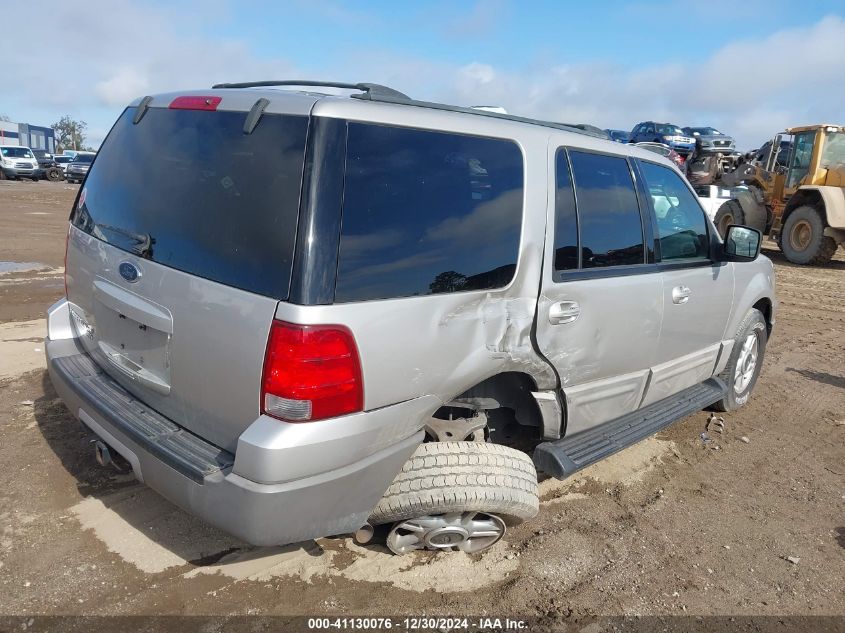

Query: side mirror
[723,225,761,262]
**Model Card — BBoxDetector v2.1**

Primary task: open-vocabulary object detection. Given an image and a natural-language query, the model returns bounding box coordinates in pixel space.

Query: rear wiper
[96,223,155,258]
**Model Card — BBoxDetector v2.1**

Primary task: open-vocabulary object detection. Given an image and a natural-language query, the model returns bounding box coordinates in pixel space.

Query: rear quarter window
[335,123,524,302]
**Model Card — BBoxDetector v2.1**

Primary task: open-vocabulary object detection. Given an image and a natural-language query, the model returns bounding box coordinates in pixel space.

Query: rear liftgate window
[335,123,524,302]
[72,107,308,299]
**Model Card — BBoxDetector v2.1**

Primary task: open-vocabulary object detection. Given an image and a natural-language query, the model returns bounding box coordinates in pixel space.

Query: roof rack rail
[210,80,410,101]
[210,79,605,140]
[354,92,608,140]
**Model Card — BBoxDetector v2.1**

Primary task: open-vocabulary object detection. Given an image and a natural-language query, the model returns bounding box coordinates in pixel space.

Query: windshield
[1,147,35,159]
[71,107,308,299]
[610,130,629,141]
[821,131,845,167]
[73,154,95,163]
[656,124,683,135]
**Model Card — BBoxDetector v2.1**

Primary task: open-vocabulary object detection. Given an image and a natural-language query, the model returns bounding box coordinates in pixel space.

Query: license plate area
[92,278,173,396]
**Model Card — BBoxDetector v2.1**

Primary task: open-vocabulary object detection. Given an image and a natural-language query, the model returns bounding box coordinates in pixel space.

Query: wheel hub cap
[790,220,812,251]
[734,332,758,393]
[386,512,506,555]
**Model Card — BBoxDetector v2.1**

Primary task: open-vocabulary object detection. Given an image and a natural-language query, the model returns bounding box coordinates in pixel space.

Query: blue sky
[2,0,844,149]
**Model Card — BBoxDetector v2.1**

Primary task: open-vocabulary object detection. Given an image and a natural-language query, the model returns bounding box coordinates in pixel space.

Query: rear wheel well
[753,298,773,336]
[433,372,545,448]
[783,190,825,225]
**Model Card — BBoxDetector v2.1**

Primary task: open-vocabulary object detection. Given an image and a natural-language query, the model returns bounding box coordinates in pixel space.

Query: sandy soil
[0,182,843,620]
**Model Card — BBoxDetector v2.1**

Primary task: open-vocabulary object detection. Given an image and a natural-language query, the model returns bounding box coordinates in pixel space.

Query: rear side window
[71,107,308,299]
[638,160,709,261]
[553,149,578,271]
[568,151,645,268]
[335,123,524,302]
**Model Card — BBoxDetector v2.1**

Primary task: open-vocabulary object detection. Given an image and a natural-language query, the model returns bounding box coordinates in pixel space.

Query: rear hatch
[65,98,310,452]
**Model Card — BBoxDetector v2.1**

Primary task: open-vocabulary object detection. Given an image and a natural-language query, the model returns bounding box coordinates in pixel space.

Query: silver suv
[45,81,775,555]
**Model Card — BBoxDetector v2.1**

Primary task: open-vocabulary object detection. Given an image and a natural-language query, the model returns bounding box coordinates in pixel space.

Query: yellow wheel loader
[714,124,845,265]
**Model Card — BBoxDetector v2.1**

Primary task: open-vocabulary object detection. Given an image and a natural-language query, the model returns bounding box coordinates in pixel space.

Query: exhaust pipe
[93,440,112,467]
[353,523,375,545]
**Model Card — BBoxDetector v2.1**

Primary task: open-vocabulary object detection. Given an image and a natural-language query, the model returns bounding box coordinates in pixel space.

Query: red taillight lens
[168,96,222,111]
[261,320,363,422]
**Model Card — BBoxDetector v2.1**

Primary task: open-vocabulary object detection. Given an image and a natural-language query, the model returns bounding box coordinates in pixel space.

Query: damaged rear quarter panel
[274,122,556,421]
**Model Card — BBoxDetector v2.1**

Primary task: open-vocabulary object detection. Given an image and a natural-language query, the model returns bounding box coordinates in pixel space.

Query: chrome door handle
[549,300,580,325]
[672,286,691,304]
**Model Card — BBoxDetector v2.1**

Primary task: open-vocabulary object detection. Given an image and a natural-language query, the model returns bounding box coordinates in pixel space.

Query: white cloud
[0,5,842,151]
[95,68,151,107]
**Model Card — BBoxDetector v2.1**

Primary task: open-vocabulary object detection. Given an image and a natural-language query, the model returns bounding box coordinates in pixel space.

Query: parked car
[45,81,775,555]
[634,141,685,168]
[630,121,696,155]
[605,129,630,144]
[682,126,736,155]
[64,152,96,183]
[54,155,74,174]
[32,150,65,182]
[0,145,41,181]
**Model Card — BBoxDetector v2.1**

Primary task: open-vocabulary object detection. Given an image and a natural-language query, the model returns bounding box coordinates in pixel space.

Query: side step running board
[533,378,727,478]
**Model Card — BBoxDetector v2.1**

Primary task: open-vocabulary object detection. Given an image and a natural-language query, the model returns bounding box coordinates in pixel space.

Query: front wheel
[781,205,837,265]
[713,199,745,239]
[369,441,539,554]
[713,309,767,412]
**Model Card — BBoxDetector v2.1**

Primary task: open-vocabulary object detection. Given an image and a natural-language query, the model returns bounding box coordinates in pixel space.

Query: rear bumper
[45,298,426,546]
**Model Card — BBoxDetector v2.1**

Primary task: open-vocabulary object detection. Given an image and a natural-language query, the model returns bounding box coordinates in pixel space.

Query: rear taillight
[261,320,363,422]
[168,96,222,111]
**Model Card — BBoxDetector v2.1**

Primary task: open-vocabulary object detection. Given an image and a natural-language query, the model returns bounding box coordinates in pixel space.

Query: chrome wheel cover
[734,332,758,393]
[386,512,506,555]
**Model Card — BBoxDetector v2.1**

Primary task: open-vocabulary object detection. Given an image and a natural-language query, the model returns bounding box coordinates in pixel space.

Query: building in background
[0,120,56,153]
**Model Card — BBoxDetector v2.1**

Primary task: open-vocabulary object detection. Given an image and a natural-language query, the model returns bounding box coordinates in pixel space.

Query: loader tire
[714,199,745,238]
[369,441,539,527]
[781,205,837,265]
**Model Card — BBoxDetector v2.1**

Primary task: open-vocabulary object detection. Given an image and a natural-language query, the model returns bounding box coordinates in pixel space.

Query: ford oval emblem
[118,261,140,283]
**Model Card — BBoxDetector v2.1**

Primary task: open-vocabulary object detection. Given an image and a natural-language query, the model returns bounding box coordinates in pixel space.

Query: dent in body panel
[437,290,558,387]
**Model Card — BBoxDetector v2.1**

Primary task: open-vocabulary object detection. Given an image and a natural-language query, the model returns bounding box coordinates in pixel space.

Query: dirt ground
[1,181,844,621]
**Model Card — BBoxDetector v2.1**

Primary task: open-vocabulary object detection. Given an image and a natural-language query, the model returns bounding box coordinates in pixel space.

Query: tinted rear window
[71,107,307,299]
[568,151,645,268]
[335,123,523,302]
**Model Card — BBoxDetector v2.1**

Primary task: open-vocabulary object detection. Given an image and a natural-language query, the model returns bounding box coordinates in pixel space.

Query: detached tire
[714,199,745,238]
[369,441,539,527]
[781,205,837,265]
[713,308,767,412]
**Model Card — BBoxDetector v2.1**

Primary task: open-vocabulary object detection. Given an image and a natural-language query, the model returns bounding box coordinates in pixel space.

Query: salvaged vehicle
[629,121,696,156]
[64,152,96,184]
[682,126,737,155]
[0,145,41,181]
[45,81,775,555]
[714,124,845,265]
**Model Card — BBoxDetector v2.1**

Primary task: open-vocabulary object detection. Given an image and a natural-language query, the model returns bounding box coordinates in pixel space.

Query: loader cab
[784,130,817,190]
